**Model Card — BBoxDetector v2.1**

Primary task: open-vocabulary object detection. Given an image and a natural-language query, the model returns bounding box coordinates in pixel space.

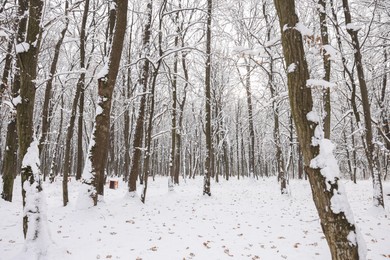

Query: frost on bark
[273,0,364,259]
[78,0,128,206]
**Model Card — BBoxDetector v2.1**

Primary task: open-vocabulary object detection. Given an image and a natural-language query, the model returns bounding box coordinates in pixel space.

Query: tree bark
[273,0,362,258]
[75,0,90,181]
[81,0,128,205]
[203,0,212,196]
[16,0,44,239]
[128,1,152,194]
[244,62,256,178]
[38,0,69,155]
[123,11,135,183]
[169,32,178,187]
[1,119,17,202]
[317,0,331,139]
[1,37,17,202]
[174,46,189,184]
[141,0,167,202]
[62,79,82,206]
[263,1,286,192]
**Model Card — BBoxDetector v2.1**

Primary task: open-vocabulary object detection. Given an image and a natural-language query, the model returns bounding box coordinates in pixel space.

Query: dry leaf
[224,248,234,257]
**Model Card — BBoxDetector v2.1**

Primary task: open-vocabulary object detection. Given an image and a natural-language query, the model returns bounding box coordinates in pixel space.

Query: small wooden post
[109,180,118,189]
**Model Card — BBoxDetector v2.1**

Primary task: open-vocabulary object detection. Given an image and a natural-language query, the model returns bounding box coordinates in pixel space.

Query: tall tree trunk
[0,36,13,103]
[141,73,157,203]
[1,120,18,202]
[128,1,152,194]
[329,0,365,182]
[203,0,212,196]
[169,37,178,187]
[62,79,82,206]
[38,0,69,155]
[273,0,363,258]
[1,37,17,202]
[141,0,167,202]
[80,0,128,206]
[318,0,331,139]
[342,0,384,208]
[263,1,286,192]
[76,0,90,181]
[244,62,256,179]
[174,45,189,184]
[16,0,45,240]
[123,12,135,183]
[49,94,64,183]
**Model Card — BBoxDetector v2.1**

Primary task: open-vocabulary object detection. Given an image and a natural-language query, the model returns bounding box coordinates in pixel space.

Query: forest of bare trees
[1,0,389,258]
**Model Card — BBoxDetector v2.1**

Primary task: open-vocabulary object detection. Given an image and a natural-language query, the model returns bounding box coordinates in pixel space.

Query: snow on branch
[16,42,30,54]
[283,22,313,37]
[307,79,336,89]
[346,23,361,32]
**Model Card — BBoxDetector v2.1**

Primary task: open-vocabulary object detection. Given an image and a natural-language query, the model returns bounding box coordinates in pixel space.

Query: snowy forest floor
[1,176,390,260]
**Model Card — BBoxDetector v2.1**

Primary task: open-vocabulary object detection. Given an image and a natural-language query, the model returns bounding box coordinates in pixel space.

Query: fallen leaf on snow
[224,248,234,257]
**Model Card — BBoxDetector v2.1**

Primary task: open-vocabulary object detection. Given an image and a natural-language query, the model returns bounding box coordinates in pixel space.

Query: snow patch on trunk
[15,42,30,53]
[288,63,296,73]
[76,126,97,209]
[310,135,367,259]
[96,63,108,80]
[16,139,51,260]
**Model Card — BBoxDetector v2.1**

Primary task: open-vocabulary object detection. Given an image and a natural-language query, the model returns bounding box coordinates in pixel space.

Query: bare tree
[273,0,363,258]
[128,1,153,194]
[203,0,212,196]
[15,0,47,243]
[80,0,128,206]
[341,0,384,208]
[141,0,167,203]
[38,0,70,156]
[75,0,90,181]
[1,0,27,202]
[317,0,331,139]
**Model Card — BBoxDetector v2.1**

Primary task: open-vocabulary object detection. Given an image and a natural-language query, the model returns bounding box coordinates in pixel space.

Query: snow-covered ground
[1,177,389,260]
